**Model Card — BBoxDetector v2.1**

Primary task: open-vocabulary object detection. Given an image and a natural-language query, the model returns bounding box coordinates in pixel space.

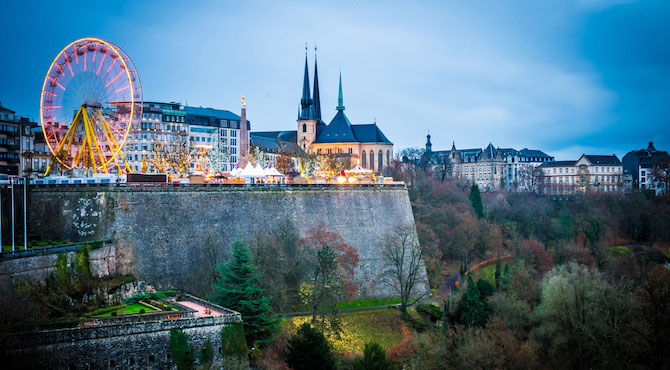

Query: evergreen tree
[353,342,392,370]
[457,276,488,327]
[211,239,278,347]
[285,323,335,370]
[469,183,484,218]
[198,339,214,367]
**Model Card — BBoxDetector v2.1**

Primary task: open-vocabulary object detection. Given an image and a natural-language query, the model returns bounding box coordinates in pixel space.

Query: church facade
[251,53,393,173]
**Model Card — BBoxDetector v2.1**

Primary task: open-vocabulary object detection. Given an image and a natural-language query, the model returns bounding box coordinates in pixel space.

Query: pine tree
[285,323,335,370]
[457,276,488,327]
[211,239,278,347]
[469,183,484,218]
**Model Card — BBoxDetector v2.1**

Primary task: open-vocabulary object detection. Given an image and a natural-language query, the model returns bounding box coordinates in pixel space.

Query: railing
[0,240,112,259]
[29,182,407,191]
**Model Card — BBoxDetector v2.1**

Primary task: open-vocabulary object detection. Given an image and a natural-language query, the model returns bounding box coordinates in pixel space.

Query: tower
[425,133,432,153]
[239,96,249,163]
[297,52,317,151]
[312,50,322,122]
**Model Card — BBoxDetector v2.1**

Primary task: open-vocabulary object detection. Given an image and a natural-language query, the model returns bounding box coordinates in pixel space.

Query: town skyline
[1,0,668,160]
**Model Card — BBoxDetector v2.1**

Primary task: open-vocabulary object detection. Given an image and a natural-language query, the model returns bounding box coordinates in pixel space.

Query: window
[362,151,367,168]
[387,150,390,164]
[230,130,237,137]
[369,151,374,170]
[378,150,384,170]
[230,138,237,146]
[302,123,307,133]
[348,148,353,154]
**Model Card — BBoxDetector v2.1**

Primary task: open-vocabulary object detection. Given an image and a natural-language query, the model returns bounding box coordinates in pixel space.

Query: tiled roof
[539,160,576,167]
[184,106,240,121]
[250,131,297,153]
[518,149,552,158]
[584,155,621,165]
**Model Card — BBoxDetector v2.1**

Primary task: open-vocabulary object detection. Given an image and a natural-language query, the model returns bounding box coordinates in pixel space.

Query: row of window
[164,115,186,123]
[0,124,19,132]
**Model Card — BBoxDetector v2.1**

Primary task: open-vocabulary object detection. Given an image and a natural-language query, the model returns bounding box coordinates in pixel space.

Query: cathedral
[250,52,393,173]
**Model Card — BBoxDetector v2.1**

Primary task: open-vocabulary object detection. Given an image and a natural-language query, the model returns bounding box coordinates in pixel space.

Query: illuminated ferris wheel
[40,37,142,175]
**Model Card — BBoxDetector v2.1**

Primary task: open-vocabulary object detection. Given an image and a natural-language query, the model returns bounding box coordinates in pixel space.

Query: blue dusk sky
[0,0,668,159]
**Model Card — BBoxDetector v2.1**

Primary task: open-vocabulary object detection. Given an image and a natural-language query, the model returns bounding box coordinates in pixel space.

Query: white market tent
[239,162,256,178]
[346,164,373,175]
[264,165,285,177]
[230,164,242,177]
[251,163,267,178]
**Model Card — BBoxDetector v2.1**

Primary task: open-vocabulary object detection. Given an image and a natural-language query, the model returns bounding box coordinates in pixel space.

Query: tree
[651,155,670,196]
[469,183,484,218]
[382,225,428,319]
[275,149,295,174]
[221,323,249,365]
[456,276,489,327]
[352,342,392,370]
[299,225,359,330]
[198,339,214,367]
[169,329,195,370]
[211,239,278,347]
[250,219,310,311]
[532,263,643,369]
[284,323,335,370]
[207,144,230,173]
[150,142,171,173]
[517,165,541,192]
[168,141,192,175]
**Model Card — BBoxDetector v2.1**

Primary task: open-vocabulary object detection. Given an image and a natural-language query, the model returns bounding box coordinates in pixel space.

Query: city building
[622,142,670,195]
[125,101,250,173]
[126,102,188,173]
[538,154,623,194]
[421,135,553,191]
[185,105,249,172]
[0,102,37,176]
[250,53,394,173]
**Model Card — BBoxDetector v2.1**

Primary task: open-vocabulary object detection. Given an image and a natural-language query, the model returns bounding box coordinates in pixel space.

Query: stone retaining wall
[26,187,428,298]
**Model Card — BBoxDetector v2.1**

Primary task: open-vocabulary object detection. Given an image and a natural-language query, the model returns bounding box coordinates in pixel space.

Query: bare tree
[517,164,542,193]
[382,224,429,319]
[652,156,670,196]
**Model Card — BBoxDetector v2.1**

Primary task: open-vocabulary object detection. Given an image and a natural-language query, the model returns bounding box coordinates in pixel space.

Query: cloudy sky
[1,0,668,159]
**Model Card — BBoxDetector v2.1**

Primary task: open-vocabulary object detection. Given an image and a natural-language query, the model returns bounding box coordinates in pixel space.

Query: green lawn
[284,309,408,354]
[92,302,158,317]
[336,298,403,309]
[2,245,27,252]
[472,262,508,285]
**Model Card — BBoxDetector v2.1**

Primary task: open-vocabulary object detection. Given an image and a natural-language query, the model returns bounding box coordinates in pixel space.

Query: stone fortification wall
[27,187,427,297]
[0,242,132,282]
[4,312,241,369]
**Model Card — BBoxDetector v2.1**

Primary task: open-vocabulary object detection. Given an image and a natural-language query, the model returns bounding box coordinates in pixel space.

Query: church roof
[314,110,359,143]
[351,124,393,144]
[250,131,298,153]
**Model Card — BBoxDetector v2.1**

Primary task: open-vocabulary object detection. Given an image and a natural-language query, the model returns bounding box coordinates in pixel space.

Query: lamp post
[10,177,14,252]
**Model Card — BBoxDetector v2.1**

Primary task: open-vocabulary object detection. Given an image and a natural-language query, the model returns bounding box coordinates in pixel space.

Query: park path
[440,255,513,296]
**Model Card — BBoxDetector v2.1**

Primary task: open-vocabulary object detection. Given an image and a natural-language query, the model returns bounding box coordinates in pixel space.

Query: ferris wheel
[40,37,142,175]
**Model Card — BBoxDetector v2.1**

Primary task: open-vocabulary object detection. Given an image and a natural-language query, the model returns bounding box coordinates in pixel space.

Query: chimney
[239,96,249,164]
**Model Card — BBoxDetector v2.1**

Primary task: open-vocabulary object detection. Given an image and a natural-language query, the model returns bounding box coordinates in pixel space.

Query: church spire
[336,71,345,111]
[312,48,322,121]
[299,50,313,120]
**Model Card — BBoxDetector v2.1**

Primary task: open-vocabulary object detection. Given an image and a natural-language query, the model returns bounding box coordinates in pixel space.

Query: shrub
[139,309,145,314]
[221,323,248,358]
[285,323,335,370]
[416,304,443,323]
[198,339,214,366]
[352,342,392,370]
[111,311,117,317]
[169,329,194,370]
